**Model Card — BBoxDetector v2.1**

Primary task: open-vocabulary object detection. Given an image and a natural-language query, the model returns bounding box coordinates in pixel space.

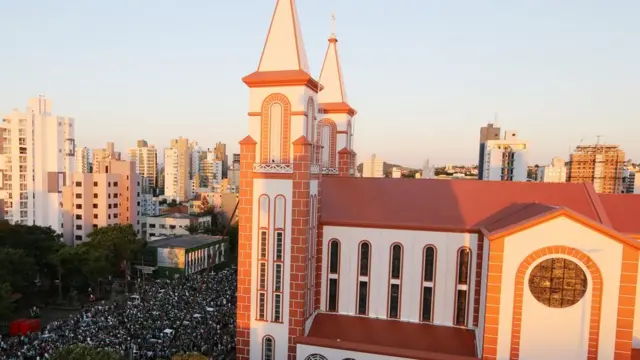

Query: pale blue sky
[1,0,638,167]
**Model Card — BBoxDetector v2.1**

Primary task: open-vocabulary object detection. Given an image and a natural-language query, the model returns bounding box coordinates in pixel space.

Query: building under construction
[567,144,626,194]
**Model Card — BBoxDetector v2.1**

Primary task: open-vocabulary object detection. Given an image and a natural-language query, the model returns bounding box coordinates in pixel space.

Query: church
[235,1,640,359]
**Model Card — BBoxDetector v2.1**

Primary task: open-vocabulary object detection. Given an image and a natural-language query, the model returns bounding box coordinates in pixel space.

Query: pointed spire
[257,0,309,73]
[318,12,356,115]
[243,0,320,92]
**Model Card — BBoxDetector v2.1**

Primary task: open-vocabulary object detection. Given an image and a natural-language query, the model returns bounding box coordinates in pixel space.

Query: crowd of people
[0,268,237,360]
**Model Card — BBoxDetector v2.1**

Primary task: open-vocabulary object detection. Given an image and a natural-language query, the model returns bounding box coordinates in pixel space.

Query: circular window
[528,258,587,308]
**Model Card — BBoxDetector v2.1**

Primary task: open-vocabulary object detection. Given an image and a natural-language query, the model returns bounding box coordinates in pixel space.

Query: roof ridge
[582,183,612,227]
[481,202,548,229]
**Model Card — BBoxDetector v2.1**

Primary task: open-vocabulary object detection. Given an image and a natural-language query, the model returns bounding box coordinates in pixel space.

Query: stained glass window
[528,258,587,308]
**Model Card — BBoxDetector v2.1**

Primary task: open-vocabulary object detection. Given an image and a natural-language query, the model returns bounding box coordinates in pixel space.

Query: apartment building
[199,151,223,188]
[623,168,639,194]
[92,142,121,173]
[480,131,528,181]
[361,154,384,178]
[164,138,191,202]
[537,156,567,183]
[75,147,91,173]
[567,144,625,194]
[61,159,141,245]
[128,139,158,194]
[0,96,75,229]
[477,122,502,179]
[214,142,228,178]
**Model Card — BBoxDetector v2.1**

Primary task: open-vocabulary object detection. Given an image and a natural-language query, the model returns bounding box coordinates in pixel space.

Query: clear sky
[1,0,638,168]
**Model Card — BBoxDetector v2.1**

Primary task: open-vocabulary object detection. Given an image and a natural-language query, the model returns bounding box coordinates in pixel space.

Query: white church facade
[235,1,640,360]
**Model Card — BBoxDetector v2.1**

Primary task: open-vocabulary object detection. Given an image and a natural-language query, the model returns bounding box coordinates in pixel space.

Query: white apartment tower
[164,137,191,202]
[361,154,384,178]
[480,130,529,182]
[75,147,91,173]
[0,96,75,230]
[128,139,158,194]
[538,157,567,183]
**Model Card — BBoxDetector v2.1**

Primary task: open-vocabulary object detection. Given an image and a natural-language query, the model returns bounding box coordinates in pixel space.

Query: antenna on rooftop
[596,135,603,145]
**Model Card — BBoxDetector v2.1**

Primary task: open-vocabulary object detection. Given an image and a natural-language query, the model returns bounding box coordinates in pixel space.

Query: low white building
[538,157,567,183]
[140,194,160,216]
[146,213,212,241]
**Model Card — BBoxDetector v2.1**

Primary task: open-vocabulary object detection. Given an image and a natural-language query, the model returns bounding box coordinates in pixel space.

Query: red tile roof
[632,348,640,360]
[599,194,640,236]
[298,313,478,360]
[479,203,559,234]
[321,177,607,232]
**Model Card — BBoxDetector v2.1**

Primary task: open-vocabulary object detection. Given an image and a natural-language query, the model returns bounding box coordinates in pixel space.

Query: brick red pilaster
[314,178,323,313]
[288,136,312,360]
[236,136,256,360]
[338,147,352,176]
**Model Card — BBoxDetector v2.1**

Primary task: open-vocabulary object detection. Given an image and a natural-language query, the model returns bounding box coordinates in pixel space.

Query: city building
[146,213,212,240]
[568,144,626,194]
[75,147,91,173]
[623,168,639,194]
[141,235,228,279]
[92,142,121,172]
[156,163,165,196]
[61,159,140,245]
[236,2,640,360]
[140,194,160,217]
[361,154,384,178]
[477,123,501,179]
[422,159,436,179]
[214,142,228,178]
[164,137,191,201]
[199,151,224,188]
[211,178,238,194]
[480,131,528,181]
[391,167,402,178]
[128,139,158,194]
[232,153,240,168]
[0,96,75,229]
[537,157,567,183]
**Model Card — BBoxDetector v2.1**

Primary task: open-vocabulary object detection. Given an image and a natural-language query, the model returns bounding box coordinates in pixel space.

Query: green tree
[168,199,178,207]
[86,224,145,279]
[0,248,37,293]
[0,283,16,320]
[0,223,63,278]
[49,344,121,360]
[184,223,201,235]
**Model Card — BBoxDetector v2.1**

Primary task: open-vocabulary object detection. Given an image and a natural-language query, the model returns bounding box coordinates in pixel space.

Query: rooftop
[147,235,225,249]
[298,313,478,359]
[150,213,208,220]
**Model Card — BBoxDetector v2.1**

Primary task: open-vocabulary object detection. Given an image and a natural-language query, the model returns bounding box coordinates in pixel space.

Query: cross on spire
[331,11,336,39]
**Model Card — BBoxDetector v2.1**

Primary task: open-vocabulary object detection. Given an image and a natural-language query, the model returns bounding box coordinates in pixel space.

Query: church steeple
[318,13,356,115]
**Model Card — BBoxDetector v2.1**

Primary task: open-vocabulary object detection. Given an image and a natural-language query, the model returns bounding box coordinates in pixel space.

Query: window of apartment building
[159,224,166,229]
[108,204,112,209]
[94,214,98,219]
[75,181,82,187]
[93,224,98,230]
[421,246,437,323]
[108,182,111,187]
[75,214,82,220]
[108,214,111,219]
[108,194,111,199]
[327,239,340,312]
[75,224,82,230]
[114,213,118,219]
[149,224,156,228]
[93,193,98,199]
[149,233,156,237]
[356,241,371,315]
[113,203,118,209]
[75,235,82,241]
[169,225,176,230]
[113,182,118,187]
[93,181,98,186]
[75,193,82,199]
[75,204,82,210]
[113,193,118,199]
[454,247,472,327]
[93,204,98,209]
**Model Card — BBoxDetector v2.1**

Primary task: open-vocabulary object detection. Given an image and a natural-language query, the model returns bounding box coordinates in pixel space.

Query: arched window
[356,242,371,315]
[326,239,340,312]
[454,247,471,326]
[262,336,274,360]
[420,246,436,322]
[388,244,403,319]
[321,125,331,167]
[269,103,283,163]
[257,195,269,321]
[304,355,328,360]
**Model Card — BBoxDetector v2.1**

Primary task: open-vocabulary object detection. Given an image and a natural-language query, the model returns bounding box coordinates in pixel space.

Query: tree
[0,223,63,279]
[86,224,145,279]
[0,283,16,320]
[185,223,201,235]
[226,223,238,260]
[172,354,208,360]
[49,344,120,360]
[168,199,178,207]
[159,198,168,206]
[0,248,37,293]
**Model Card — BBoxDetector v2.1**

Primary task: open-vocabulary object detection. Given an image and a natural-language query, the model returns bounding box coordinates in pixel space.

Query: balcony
[253,163,293,174]
[310,164,320,174]
[322,167,339,175]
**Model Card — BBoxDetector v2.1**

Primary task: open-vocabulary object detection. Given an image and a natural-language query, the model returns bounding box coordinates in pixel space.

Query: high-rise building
[164,137,191,201]
[199,151,224,188]
[190,141,203,180]
[232,153,240,168]
[128,140,158,194]
[422,159,436,179]
[75,147,91,173]
[62,159,141,245]
[214,142,228,178]
[623,167,639,194]
[0,96,75,229]
[567,144,625,194]
[361,154,384,178]
[477,123,501,179]
[480,131,528,181]
[92,142,121,173]
[537,157,567,183]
